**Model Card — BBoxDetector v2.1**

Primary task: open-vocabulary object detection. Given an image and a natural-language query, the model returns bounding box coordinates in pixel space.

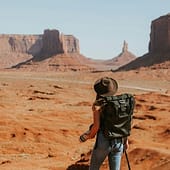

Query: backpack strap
[100,93,134,104]
[100,93,135,121]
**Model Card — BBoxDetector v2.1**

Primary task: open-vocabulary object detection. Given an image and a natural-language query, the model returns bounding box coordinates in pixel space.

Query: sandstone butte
[118,13,170,71]
[0,13,170,71]
[0,29,136,72]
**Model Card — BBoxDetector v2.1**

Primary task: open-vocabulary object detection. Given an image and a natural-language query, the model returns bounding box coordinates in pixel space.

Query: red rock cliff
[0,29,81,68]
[149,13,170,54]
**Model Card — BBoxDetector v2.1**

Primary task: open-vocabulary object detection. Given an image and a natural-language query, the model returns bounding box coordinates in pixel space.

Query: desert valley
[0,14,170,170]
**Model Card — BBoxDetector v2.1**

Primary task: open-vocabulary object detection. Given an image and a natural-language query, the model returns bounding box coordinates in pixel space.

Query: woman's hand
[92,104,100,112]
[124,139,129,150]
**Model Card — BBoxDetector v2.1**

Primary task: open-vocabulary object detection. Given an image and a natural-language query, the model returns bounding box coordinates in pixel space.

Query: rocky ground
[0,68,169,170]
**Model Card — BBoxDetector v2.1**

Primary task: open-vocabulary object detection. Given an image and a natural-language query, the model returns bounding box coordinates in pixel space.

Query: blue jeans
[89,131,124,170]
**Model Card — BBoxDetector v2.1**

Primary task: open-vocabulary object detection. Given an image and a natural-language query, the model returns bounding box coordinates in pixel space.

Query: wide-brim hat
[94,77,118,96]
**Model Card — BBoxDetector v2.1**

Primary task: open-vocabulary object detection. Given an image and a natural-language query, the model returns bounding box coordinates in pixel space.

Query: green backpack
[98,93,135,139]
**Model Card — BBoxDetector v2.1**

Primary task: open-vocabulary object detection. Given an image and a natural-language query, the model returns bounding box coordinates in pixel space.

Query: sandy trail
[0,72,168,93]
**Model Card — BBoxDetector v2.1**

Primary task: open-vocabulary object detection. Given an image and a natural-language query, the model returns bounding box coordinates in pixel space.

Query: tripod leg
[125,150,131,170]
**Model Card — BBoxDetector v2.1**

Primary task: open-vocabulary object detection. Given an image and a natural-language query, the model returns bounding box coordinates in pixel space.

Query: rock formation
[0,34,41,54]
[34,29,63,61]
[0,34,39,68]
[149,13,170,54]
[34,30,80,61]
[104,41,136,69]
[122,40,128,52]
[62,34,80,54]
[0,29,81,69]
[117,14,170,71]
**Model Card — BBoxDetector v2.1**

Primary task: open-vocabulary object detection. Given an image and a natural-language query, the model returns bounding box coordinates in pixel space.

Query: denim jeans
[89,131,124,170]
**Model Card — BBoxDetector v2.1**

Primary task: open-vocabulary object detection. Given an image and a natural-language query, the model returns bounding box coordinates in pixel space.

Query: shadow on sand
[66,164,89,170]
[67,150,92,170]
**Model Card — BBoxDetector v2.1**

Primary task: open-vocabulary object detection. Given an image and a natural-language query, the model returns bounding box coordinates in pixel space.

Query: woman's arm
[87,104,100,139]
[79,104,100,142]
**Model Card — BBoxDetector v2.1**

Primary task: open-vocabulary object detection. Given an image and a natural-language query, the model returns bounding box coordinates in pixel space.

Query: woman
[80,77,129,170]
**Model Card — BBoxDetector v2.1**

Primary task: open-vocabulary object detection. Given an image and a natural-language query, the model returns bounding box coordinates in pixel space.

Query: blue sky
[0,0,170,59]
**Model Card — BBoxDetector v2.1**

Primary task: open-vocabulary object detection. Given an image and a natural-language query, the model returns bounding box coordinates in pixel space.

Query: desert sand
[0,69,170,170]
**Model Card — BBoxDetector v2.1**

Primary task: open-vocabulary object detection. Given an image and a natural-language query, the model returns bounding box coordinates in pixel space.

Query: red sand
[0,69,169,170]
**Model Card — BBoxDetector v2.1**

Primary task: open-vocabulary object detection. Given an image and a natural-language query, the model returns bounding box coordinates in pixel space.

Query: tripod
[125,150,131,170]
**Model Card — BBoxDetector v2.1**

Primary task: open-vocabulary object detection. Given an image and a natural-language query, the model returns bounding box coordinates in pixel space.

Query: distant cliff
[149,14,170,54]
[117,13,170,71]
[104,41,136,68]
[0,29,80,68]
[33,30,80,61]
[0,34,41,54]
